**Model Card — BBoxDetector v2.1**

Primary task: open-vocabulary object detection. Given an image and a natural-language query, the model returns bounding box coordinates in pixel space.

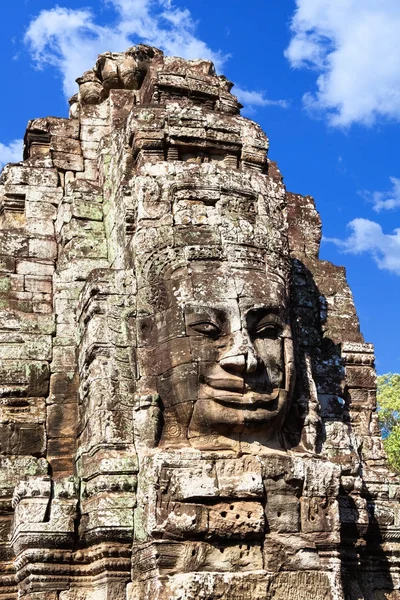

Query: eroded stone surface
[0,45,397,599]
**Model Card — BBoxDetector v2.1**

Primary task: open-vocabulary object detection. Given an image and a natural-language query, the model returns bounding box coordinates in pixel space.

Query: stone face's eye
[253,314,283,339]
[189,321,222,337]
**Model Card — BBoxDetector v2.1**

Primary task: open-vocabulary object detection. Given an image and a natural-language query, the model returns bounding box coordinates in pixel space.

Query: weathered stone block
[28,238,57,260]
[26,218,55,236]
[51,347,77,371]
[48,372,78,404]
[0,232,28,257]
[208,501,264,538]
[16,259,54,276]
[51,137,82,155]
[47,437,75,462]
[2,166,59,187]
[345,365,376,389]
[267,571,334,600]
[215,456,263,498]
[0,397,45,424]
[25,202,57,220]
[0,360,50,396]
[155,502,208,538]
[160,464,218,501]
[53,152,84,172]
[300,497,339,534]
[263,533,320,572]
[0,254,15,272]
[0,334,52,360]
[0,422,46,455]
[265,493,300,533]
[47,403,78,438]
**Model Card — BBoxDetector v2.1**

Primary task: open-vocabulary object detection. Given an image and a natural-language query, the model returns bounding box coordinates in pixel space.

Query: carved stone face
[139,260,294,450]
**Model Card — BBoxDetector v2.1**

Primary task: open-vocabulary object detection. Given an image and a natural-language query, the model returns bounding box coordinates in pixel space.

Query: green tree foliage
[377,373,400,472]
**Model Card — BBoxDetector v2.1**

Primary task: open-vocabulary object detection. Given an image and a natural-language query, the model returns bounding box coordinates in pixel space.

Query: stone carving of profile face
[138,257,295,452]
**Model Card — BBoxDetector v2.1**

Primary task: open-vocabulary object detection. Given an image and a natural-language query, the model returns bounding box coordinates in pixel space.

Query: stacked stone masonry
[0,45,397,599]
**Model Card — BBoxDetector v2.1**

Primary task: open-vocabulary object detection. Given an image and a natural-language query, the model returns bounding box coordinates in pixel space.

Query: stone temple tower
[0,45,398,600]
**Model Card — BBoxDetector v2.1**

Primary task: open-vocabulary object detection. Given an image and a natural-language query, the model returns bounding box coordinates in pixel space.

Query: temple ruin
[0,45,398,599]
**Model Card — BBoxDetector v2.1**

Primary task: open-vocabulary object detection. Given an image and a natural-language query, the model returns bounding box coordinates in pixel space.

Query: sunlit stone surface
[0,45,398,599]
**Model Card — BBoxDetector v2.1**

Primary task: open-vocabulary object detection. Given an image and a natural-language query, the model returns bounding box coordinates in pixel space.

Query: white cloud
[0,139,23,170]
[25,8,122,97]
[24,0,288,112]
[285,0,400,127]
[360,177,400,212]
[234,87,288,109]
[324,218,400,274]
[24,1,226,98]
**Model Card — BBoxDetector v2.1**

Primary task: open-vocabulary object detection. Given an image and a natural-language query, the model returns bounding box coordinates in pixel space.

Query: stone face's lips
[201,379,281,406]
[203,375,245,393]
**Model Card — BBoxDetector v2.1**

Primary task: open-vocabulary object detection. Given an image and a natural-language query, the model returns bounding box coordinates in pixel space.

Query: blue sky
[1,0,400,374]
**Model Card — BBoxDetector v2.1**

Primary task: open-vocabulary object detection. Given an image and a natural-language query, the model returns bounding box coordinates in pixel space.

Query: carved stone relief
[0,45,397,600]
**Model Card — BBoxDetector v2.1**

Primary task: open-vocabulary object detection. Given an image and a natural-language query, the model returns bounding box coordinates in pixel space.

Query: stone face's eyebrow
[243,305,288,330]
[184,304,227,323]
[184,305,227,336]
[242,304,280,317]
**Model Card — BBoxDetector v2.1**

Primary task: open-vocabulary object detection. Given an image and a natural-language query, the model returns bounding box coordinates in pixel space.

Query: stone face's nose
[219,331,258,375]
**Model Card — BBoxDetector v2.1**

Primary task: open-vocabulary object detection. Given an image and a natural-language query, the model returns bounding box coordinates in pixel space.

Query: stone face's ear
[123,304,138,378]
[133,392,163,450]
